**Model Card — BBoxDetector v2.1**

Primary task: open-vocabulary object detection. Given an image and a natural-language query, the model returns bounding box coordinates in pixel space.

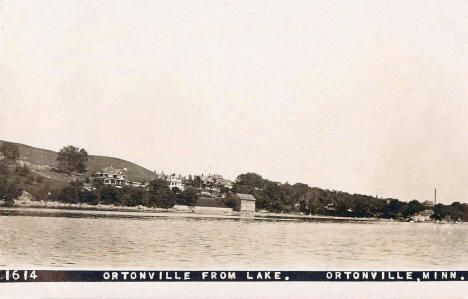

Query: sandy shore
[8,199,235,215]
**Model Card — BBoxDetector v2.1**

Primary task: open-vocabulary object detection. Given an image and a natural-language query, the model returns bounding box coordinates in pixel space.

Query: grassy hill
[0,140,156,182]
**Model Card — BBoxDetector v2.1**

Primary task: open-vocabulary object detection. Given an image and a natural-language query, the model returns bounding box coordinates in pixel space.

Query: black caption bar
[0,270,466,283]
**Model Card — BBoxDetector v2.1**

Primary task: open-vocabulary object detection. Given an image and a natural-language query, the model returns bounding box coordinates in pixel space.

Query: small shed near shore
[237,193,256,217]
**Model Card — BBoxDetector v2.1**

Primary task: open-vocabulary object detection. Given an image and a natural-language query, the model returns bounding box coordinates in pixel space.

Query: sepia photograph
[1,0,468,298]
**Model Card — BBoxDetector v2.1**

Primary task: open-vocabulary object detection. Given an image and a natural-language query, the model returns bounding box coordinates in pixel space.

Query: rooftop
[237,193,256,201]
[96,166,125,175]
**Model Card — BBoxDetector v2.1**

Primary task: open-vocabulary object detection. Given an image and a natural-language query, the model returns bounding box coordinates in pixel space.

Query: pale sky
[1,0,468,203]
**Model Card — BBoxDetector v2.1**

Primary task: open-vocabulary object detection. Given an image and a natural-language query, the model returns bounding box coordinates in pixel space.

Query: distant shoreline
[3,199,466,224]
[2,203,465,224]
[0,199,388,222]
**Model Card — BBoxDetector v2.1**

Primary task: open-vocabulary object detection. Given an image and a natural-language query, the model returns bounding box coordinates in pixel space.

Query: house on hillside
[218,179,233,190]
[422,200,435,207]
[168,174,185,191]
[153,171,186,191]
[93,166,127,188]
[237,193,256,217]
[192,174,233,192]
[201,190,211,196]
[154,170,167,180]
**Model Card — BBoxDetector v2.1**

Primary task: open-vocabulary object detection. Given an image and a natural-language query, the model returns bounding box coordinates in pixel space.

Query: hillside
[0,140,156,182]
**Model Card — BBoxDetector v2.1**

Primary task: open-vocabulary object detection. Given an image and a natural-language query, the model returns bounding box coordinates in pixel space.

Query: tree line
[46,178,199,208]
[230,172,468,221]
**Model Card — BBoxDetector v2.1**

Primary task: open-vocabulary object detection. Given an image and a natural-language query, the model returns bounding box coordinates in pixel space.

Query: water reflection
[0,211,467,269]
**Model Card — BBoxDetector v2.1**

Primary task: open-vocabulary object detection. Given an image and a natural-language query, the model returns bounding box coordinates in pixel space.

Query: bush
[99,185,120,205]
[121,188,148,207]
[149,193,175,209]
[175,188,199,206]
[70,179,84,188]
[223,193,240,211]
[15,164,30,176]
[78,190,99,205]
[35,176,45,184]
[57,185,79,203]
[30,188,49,202]
[25,175,35,185]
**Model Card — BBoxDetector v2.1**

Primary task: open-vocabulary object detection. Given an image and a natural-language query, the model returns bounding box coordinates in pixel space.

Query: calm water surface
[0,210,467,269]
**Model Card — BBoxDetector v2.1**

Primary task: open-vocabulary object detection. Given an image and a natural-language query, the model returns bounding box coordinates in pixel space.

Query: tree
[298,190,322,215]
[78,190,98,205]
[148,179,176,208]
[193,176,203,188]
[121,188,148,207]
[57,185,79,203]
[0,176,22,203]
[0,142,20,160]
[352,196,371,217]
[92,177,104,189]
[383,199,405,218]
[176,187,199,206]
[223,193,240,211]
[433,203,450,220]
[448,202,465,221]
[335,197,352,217]
[149,179,170,193]
[148,193,175,209]
[236,173,264,188]
[57,145,88,173]
[99,185,119,205]
[402,200,424,217]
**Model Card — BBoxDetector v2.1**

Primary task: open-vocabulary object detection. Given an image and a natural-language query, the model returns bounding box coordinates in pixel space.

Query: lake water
[0,209,467,269]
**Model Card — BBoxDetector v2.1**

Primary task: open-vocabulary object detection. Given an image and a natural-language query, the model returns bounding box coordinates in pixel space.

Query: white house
[168,174,185,191]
